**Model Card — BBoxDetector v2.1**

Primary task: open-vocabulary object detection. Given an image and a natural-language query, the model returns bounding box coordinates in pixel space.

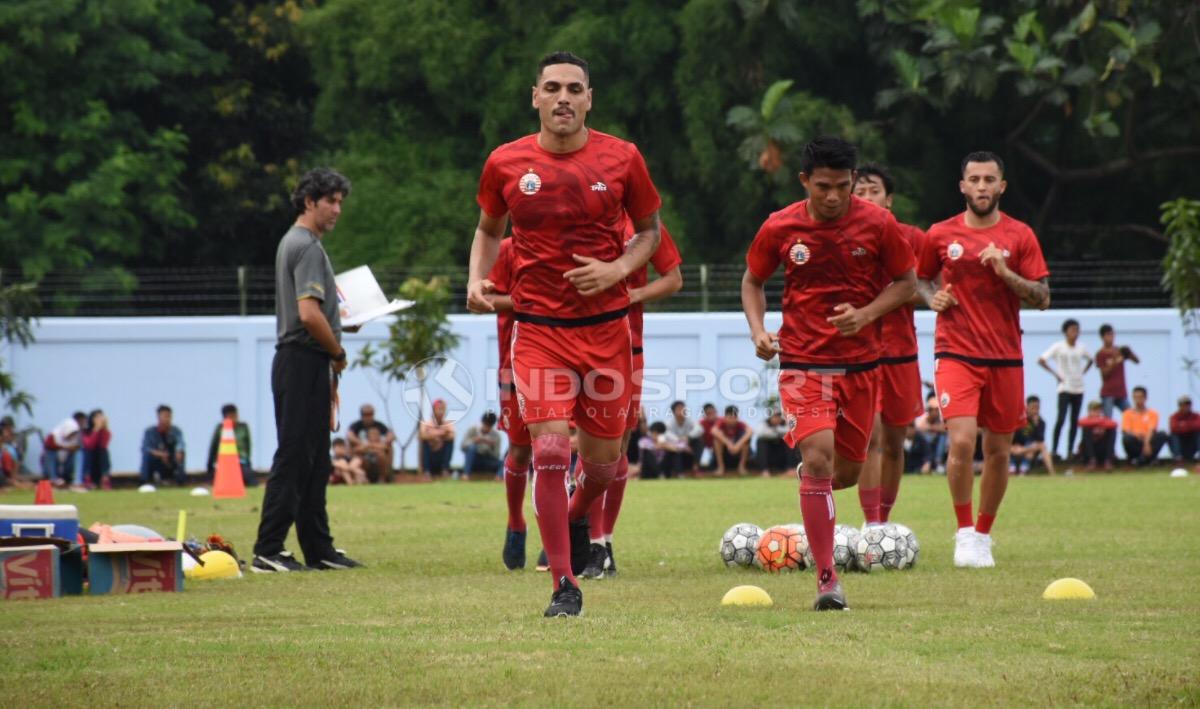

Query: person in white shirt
[663,400,697,474]
[1038,318,1093,460]
[42,413,84,487]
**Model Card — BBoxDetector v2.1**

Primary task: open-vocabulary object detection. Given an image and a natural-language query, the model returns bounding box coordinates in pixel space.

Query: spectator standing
[712,405,752,476]
[1010,396,1055,475]
[1038,319,1092,460]
[140,405,186,486]
[1095,324,1139,418]
[914,396,948,474]
[663,401,697,473]
[42,413,83,487]
[755,410,793,476]
[1168,395,1200,464]
[82,409,112,490]
[1078,401,1118,470]
[330,438,367,485]
[1121,386,1169,466]
[206,404,256,487]
[419,399,456,478]
[347,404,395,483]
[460,411,503,480]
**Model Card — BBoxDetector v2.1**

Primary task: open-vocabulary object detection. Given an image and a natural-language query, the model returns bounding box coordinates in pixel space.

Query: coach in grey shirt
[251,167,362,573]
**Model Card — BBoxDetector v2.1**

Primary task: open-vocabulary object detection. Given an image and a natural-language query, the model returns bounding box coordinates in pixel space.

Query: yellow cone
[1043,578,1096,600]
[721,585,773,607]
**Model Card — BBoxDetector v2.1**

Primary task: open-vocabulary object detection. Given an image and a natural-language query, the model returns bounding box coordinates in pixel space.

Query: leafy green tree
[0,280,39,417]
[1161,197,1200,319]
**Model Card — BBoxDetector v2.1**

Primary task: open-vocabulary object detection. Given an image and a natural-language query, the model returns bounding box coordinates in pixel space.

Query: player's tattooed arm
[1001,272,1051,310]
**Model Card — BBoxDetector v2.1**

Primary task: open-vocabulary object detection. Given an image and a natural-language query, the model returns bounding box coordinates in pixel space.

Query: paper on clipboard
[335,266,414,327]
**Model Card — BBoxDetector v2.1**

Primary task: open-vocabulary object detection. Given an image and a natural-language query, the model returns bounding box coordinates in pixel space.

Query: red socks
[880,486,897,523]
[531,434,573,589]
[567,457,618,522]
[503,453,527,533]
[800,475,837,583]
[954,501,974,530]
[976,512,996,535]
[858,486,882,525]
[602,458,629,536]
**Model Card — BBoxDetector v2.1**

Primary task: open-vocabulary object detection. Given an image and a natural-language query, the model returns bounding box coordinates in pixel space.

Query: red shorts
[779,367,878,462]
[876,357,924,427]
[511,318,632,440]
[498,378,531,447]
[934,357,1026,433]
[625,351,645,430]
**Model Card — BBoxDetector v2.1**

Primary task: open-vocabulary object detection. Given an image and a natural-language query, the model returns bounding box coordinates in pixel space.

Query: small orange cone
[34,479,55,505]
[212,417,246,499]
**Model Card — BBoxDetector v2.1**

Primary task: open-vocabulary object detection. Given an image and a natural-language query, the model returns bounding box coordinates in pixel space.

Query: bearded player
[742,137,916,610]
[467,51,661,617]
[917,151,1049,568]
[852,163,927,526]
[579,219,682,580]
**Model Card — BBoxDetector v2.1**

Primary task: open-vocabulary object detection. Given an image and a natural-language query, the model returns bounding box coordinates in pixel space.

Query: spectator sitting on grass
[691,403,719,470]
[914,396,947,474]
[1168,395,1200,464]
[0,416,17,486]
[206,404,256,487]
[349,404,395,483]
[1010,396,1055,476]
[42,412,84,487]
[1121,386,1169,467]
[330,438,367,485]
[664,401,697,473]
[82,409,113,490]
[419,399,456,479]
[712,405,752,477]
[460,411,502,480]
[638,421,668,479]
[1078,401,1118,471]
[755,410,792,477]
[140,404,186,486]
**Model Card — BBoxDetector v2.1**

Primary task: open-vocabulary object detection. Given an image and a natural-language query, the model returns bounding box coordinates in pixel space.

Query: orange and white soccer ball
[755,525,809,573]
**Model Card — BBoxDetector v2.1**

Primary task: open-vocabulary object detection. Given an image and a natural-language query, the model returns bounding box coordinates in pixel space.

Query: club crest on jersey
[518,169,542,196]
[940,391,951,408]
[788,241,811,265]
[947,241,964,260]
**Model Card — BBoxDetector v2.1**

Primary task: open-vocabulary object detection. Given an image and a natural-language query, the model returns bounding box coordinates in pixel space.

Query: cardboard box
[0,545,61,600]
[0,536,82,595]
[88,542,184,594]
[0,504,80,541]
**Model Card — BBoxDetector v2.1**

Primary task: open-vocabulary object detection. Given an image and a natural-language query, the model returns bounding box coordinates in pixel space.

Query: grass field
[2,472,1198,706]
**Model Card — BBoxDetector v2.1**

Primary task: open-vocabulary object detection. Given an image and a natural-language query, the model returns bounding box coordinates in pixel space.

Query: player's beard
[965,193,999,217]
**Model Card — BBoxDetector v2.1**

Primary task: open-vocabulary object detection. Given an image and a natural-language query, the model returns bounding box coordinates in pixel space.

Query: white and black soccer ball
[832,524,862,572]
[856,524,909,572]
[888,522,920,569]
[719,523,763,568]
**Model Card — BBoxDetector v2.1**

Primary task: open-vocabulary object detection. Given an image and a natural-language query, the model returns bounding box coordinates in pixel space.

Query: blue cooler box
[0,504,80,541]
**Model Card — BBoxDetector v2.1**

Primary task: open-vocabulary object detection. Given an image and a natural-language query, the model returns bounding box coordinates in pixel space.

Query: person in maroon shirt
[1095,324,1139,418]
[466,51,662,618]
[1168,395,1200,463]
[917,151,1050,569]
[711,405,752,476]
[1078,401,1118,470]
[742,136,916,611]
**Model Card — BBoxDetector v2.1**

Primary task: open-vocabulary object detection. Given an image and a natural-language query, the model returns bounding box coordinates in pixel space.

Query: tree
[1161,197,1200,320]
[0,280,39,417]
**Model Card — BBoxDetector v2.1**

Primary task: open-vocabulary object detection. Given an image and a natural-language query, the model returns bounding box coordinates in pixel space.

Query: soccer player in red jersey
[466,52,662,617]
[917,151,1050,569]
[742,137,916,611]
[852,163,927,526]
[579,219,682,580]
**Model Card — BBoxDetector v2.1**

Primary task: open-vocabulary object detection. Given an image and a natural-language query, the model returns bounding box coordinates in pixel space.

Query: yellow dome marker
[1042,578,1096,600]
[721,585,773,607]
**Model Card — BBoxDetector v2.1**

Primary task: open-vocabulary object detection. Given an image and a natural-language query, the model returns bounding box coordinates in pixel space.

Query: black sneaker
[503,528,527,570]
[579,543,608,579]
[307,550,363,570]
[251,551,309,573]
[536,548,549,572]
[543,576,583,617]
[603,541,618,578]
[813,572,849,611]
[569,517,591,576]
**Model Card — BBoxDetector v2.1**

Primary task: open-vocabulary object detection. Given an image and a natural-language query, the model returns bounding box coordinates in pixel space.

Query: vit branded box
[0,545,61,600]
[88,542,184,595]
[0,504,80,541]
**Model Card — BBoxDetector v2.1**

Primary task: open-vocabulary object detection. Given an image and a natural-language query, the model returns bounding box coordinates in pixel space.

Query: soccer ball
[783,523,814,568]
[889,522,920,569]
[832,524,862,572]
[719,523,762,568]
[756,525,808,573]
[855,524,909,572]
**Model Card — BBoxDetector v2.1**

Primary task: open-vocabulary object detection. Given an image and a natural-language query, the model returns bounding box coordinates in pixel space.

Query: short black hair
[157,404,172,414]
[73,411,87,421]
[724,405,738,417]
[800,136,857,175]
[291,168,351,214]
[702,402,716,412]
[537,51,589,83]
[671,400,686,413]
[332,437,346,447]
[960,150,1005,176]
[1026,395,1040,404]
[1132,386,1147,396]
[0,415,13,428]
[221,403,237,417]
[481,411,498,427]
[1062,319,1080,334]
[649,421,667,435]
[855,162,894,194]
[1099,324,1113,337]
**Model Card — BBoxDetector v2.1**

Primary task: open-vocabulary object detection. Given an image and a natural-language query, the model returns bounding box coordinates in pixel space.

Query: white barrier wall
[5,308,1196,472]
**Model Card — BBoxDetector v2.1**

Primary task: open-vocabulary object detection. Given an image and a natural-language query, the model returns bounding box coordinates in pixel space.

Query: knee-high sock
[858,486,882,525]
[586,494,605,543]
[532,434,573,590]
[504,453,528,533]
[800,475,837,583]
[879,485,898,523]
[567,457,619,522]
[602,457,629,538]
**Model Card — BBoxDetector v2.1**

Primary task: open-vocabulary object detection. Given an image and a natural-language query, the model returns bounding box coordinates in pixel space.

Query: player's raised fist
[827,302,872,336]
[752,330,781,361]
[466,278,496,313]
[564,254,624,296]
[930,283,958,313]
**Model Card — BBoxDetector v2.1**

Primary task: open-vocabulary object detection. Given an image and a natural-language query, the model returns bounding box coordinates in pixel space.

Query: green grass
[2,473,1198,706]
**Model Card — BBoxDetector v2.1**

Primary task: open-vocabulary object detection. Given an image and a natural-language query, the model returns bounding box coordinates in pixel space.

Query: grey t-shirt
[275,225,341,350]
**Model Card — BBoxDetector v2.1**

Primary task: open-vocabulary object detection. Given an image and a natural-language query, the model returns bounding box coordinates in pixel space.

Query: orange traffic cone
[34,479,55,505]
[212,418,246,499]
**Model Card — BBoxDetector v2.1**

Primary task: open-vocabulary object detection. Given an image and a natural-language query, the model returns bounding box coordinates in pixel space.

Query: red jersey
[878,222,927,359]
[625,219,682,349]
[476,131,661,320]
[487,238,515,384]
[745,196,915,366]
[918,211,1050,363]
